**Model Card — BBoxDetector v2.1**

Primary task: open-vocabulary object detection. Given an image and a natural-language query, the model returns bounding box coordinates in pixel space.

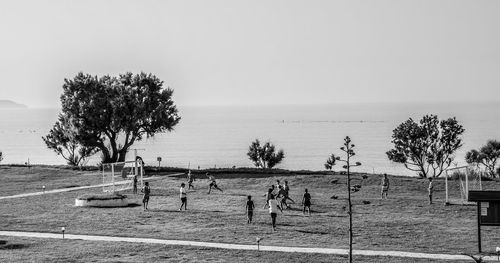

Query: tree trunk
[347,155,353,263]
[118,148,128,162]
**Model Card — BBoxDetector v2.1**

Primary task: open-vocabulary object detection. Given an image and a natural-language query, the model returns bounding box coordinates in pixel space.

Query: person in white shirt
[268,194,283,231]
[180,183,187,211]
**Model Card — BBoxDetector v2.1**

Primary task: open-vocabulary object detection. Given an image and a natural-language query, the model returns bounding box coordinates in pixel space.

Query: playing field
[1,165,500,261]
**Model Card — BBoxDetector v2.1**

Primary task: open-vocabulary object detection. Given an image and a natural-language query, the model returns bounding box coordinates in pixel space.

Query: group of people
[244,180,312,231]
[140,171,223,211]
[381,173,434,204]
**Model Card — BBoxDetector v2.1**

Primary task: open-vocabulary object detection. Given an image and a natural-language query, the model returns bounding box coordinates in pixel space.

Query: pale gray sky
[0,0,499,108]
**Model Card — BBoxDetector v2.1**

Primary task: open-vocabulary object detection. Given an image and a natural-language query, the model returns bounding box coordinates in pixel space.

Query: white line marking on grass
[0,231,489,261]
[0,173,183,200]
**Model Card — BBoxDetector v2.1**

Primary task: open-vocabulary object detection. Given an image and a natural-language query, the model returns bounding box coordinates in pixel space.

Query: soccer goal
[102,159,144,193]
[445,165,484,205]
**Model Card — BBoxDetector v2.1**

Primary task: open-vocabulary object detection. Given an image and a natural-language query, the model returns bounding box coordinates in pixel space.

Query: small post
[61,227,65,239]
[42,185,45,193]
[477,202,482,253]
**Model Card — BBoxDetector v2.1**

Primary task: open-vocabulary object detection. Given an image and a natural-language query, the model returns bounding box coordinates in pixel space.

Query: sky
[0,0,499,108]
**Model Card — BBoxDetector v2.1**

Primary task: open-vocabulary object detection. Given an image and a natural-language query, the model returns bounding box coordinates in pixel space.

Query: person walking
[381,173,389,199]
[428,177,434,204]
[179,183,187,211]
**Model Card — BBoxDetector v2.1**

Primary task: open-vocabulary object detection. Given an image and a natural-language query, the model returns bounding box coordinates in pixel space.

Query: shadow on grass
[0,243,28,250]
[296,230,329,235]
[78,203,142,209]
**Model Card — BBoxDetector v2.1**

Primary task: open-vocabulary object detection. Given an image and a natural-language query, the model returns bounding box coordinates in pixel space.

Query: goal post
[445,165,483,205]
[102,159,144,193]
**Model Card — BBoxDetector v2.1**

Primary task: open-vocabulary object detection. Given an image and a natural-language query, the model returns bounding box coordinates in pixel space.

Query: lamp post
[256,237,262,251]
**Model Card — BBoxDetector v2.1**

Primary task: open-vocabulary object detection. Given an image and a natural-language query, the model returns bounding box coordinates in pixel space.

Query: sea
[0,102,499,176]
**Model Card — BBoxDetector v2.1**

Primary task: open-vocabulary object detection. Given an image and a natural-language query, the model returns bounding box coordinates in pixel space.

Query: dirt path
[0,230,493,261]
[0,173,182,200]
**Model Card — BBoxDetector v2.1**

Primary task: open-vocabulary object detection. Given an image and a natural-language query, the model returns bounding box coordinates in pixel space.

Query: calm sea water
[0,102,499,176]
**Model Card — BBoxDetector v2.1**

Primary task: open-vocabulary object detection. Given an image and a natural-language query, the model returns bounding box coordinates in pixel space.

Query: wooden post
[477,202,482,253]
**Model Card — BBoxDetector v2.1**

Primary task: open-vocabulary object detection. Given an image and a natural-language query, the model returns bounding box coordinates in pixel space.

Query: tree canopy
[247,139,285,169]
[55,72,180,163]
[465,140,500,177]
[386,115,464,178]
[43,113,97,166]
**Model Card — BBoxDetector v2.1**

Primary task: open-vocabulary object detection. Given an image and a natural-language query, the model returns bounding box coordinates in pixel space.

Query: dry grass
[1,166,500,261]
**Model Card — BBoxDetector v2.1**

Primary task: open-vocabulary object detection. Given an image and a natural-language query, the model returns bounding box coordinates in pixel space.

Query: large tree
[465,140,500,178]
[57,72,180,163]
[247,139,285,169]
[386,115,464,178]
[43,113,98,166]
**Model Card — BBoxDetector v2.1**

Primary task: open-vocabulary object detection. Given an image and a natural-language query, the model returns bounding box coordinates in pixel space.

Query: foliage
[43,114,98,166]
[325,136,362,263]
[386,115,464,178]
[465,140,500,178]
[56,72,180,163]
[324,154,336,171]
[247,139,285,169]
[0,151,2,163]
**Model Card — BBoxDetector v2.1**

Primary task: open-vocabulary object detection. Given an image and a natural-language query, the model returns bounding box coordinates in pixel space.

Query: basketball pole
[445,170,449,205]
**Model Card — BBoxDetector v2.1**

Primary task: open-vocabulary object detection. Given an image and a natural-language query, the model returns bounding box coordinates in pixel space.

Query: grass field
[0,237,471,263]
[1,165,500,261]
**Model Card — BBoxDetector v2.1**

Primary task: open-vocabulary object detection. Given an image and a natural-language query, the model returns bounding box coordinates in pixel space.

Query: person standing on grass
[283,180,295,205]
[133,175,138,194]
[277,185,288,209]
[141,182,151,211]
[246,195,255,224]
[263,187,273,209]
[428,177,434,204]
[179,183,187,211]
[381,173,389,199]
[268,194,282,231]
[207,173,223,194]
[302,188,311,216]
[187,170,195,190]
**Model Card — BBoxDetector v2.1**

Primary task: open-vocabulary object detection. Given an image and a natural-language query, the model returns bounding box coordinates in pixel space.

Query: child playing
[179,183,187,211]
[142,182,151,211]
[187,170,195,190]
[246,195,255,224]
[207,173,223,194]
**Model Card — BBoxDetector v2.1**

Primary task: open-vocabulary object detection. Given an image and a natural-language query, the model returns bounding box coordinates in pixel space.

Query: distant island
[0,100,27,108]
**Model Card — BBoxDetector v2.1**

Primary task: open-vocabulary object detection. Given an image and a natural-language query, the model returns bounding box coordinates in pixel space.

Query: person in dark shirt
[133,175,138,194]
[246,195,255,224]
[142,182,151,211]
[302,188,311,216]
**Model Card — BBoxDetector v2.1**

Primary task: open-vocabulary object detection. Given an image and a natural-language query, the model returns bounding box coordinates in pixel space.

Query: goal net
[445,165,484,205]
[102,159,144,193]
